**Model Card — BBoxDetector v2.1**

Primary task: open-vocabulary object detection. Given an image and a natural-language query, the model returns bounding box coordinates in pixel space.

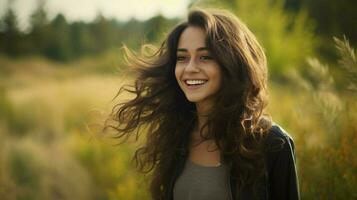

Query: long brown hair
[106,8,272,199]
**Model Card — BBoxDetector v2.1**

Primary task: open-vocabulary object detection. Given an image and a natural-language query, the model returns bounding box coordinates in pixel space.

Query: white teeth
[185,80,207,85]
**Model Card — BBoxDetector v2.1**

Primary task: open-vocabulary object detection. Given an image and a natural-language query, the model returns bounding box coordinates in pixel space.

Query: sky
[0,0,191,30]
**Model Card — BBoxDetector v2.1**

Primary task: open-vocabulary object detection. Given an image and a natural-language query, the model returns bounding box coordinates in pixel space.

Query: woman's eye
[200,55,213,60]
[176,56,187,62]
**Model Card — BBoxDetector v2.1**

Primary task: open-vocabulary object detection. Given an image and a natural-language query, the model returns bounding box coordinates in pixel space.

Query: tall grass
[0,38,356,199]
[0,56,148,200]
[277,37,357,199]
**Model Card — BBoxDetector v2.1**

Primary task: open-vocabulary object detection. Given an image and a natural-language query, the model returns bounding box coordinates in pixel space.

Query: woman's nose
[184,58,200,73]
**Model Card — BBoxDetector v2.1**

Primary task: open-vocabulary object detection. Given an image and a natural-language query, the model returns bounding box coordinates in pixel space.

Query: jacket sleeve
[266,127,300,200]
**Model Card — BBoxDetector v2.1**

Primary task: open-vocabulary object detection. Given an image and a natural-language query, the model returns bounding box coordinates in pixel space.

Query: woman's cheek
[174,65,182,85]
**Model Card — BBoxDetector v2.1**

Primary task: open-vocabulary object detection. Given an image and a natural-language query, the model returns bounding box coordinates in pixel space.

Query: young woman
[108,8,299,200]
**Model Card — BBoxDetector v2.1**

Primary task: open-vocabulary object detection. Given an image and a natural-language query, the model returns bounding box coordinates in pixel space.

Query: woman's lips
[184,79,207,89]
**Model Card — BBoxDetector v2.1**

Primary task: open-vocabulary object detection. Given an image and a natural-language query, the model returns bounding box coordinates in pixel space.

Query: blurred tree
[301,0,357,61]
[120,18,147,49]
[272,0,357,62]
[0,0,21,56]
[90,14,118,53]
[283,0,301,11]
[0,1,179,62]
[28,0,50,55]
[46,14,72,61]
[302,0,356,44]
[145,14,180,46]
[145,14,169,43]
[70,21,95,57]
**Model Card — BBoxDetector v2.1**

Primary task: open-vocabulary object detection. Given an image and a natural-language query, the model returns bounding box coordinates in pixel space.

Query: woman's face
[175,26,222,108]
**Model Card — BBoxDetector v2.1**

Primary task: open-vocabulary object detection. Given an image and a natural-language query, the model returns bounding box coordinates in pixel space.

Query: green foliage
[0,86,34,137]
[9,148,40,200]
[279,0,357,62]
[0,1,178,62]
[193,0,316,79]
[302,0,357,45]
[0,66,148,199]
[28,0,51,56]
[46,14,72,61]
[0,133,93,200]
[72,133,150,200]
[0,86,14,129]
[0,2,21,56]
[286,37,357,199]
[144,14,178,44]
[334,36,357,93]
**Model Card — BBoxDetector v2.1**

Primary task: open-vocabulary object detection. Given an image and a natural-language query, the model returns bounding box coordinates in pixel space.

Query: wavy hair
[106,8,272,199]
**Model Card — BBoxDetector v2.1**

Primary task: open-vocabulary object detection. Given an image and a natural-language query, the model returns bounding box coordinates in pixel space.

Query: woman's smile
[184,79,208,89]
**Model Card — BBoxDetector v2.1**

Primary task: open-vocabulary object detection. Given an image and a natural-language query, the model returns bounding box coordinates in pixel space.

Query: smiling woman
[106,8,300,200]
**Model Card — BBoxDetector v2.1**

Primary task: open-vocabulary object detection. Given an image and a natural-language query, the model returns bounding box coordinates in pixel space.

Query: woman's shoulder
[263,123,300,199]
[264,123,295,153]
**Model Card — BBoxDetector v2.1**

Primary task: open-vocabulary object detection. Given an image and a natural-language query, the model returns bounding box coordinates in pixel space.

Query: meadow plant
[291,37,356,199]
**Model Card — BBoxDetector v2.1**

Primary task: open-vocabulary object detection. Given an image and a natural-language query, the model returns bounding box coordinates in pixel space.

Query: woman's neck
[194,100,214,139]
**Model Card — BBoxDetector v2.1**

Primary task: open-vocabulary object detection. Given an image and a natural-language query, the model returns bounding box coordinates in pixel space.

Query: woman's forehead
[177,26,207,51]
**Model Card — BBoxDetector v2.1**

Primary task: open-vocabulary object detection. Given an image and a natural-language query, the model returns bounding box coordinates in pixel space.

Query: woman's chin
[185,95,202,103]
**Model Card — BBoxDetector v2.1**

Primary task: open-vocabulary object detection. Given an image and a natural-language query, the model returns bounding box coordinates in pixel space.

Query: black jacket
[166,124,300,200]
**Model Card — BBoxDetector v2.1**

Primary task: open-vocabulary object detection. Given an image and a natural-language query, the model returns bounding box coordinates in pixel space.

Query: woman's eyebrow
[177,47,210,52]
[196,47,209,52]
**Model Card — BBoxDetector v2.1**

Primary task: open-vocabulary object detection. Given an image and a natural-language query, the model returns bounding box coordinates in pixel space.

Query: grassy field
[0,52,356,199]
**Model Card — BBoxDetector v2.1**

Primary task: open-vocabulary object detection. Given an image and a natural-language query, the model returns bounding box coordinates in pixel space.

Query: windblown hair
[107,8,272,199]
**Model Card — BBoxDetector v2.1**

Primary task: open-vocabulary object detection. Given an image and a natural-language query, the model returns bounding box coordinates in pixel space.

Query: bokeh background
[0,0,356,199]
